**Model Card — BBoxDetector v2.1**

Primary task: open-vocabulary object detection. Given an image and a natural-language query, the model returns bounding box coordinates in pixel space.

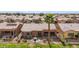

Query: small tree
[44,14,55,48]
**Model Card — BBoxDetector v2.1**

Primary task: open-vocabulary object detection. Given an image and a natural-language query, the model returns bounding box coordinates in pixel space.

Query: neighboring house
[0,14,44,23]
[0,15,7,22]
[58,23,79,40]
[56,14,79,23]
[21,23,58,39]
[0,22,22,39]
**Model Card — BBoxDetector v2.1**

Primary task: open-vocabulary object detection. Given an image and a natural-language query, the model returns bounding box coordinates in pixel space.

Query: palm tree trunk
[54,22,66,46]
[47,23,52,48]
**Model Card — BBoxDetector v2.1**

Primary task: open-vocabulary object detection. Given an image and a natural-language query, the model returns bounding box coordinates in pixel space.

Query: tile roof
[59,23,79,32]
[21,23,56,32]
[0,22,20,30]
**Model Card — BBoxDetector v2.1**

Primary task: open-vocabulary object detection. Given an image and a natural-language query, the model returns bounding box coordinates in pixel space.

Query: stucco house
[0,22,22,39]
[21,23,59,40]
[58,23,79,41]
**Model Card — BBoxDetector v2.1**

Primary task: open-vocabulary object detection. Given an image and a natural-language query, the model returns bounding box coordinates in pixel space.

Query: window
[38,32,42,37]
[50,32,56,36]
[68,33,74,38]
[77,33,79,38]
[44,32,48,36]
[27,33,30,35]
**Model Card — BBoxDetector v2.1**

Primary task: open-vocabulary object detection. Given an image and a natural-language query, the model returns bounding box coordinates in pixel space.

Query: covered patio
[21,23,59,41]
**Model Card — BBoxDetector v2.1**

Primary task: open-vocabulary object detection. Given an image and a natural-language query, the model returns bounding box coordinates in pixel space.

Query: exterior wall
[0,31,14,38]
[22,31,42,38]
[21,30,58,39]
[63,32,68,38]
[63,31,79,39]
[22,32,32,39]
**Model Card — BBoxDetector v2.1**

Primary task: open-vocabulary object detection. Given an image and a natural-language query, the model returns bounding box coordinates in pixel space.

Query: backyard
[0,43,77,48]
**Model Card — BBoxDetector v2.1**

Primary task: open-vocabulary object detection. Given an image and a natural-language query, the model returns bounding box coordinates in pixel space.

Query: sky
[0,0,79,11]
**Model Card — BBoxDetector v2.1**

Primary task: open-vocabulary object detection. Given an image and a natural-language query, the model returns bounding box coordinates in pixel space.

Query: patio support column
[30,32,32,39]
[13,30,15,38]
[35,32,37,37]
[10,31,12,38]
[42,31,44,39]
[13,31,14,36]
[16,30,18,36]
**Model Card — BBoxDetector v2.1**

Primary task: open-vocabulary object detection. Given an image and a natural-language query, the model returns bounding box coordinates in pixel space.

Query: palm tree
[44,14,55,48]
